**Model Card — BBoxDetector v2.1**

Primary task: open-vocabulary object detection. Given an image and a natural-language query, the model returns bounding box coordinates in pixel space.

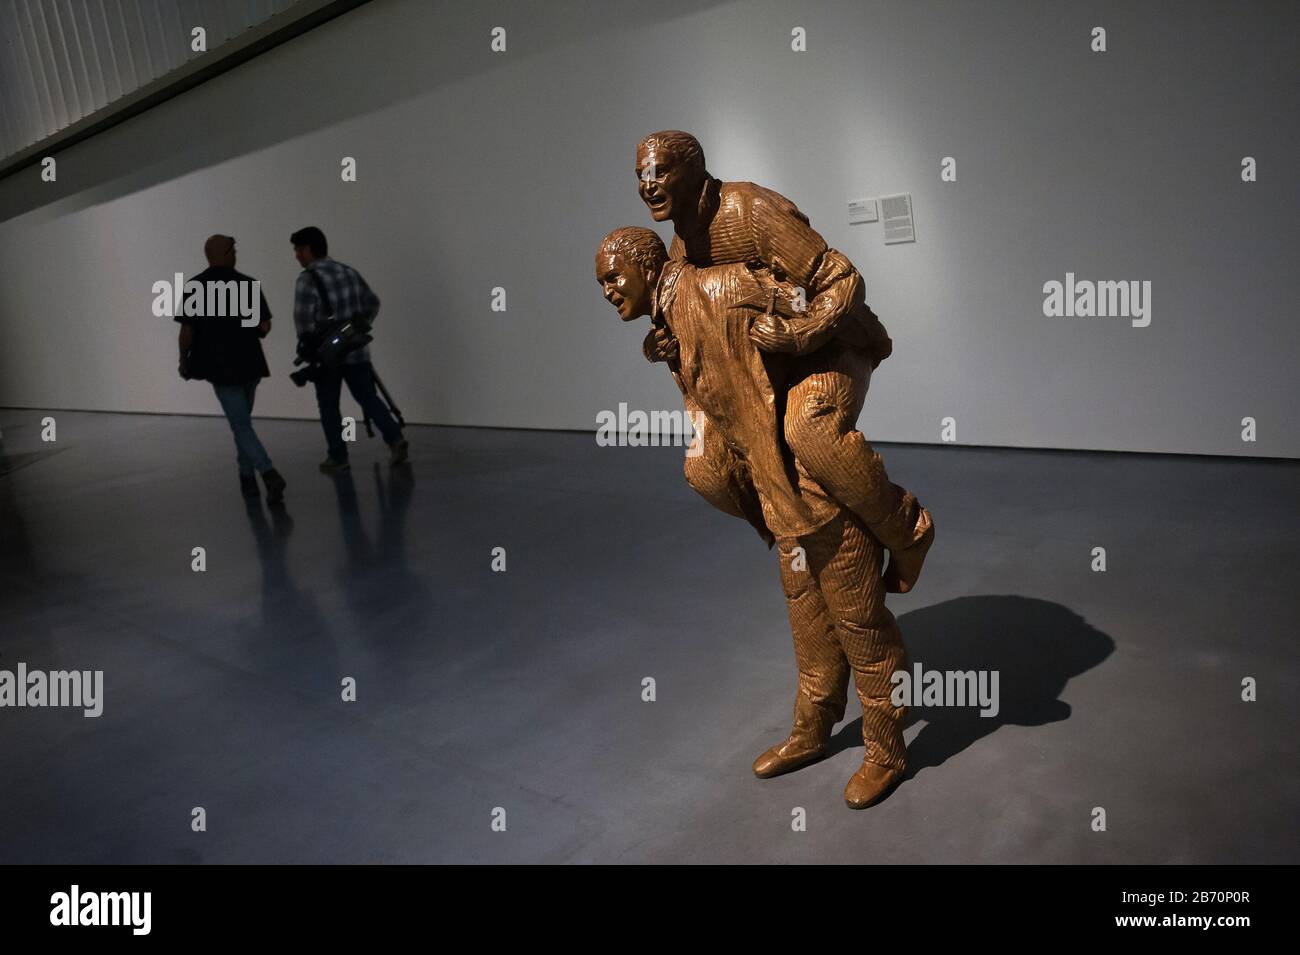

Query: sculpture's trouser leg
[681,400,774,546]
[777,536,850,746]
[788,512,909,771]
[784,344,934,593]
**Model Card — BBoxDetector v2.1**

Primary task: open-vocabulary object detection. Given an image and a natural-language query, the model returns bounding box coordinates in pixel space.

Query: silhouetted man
[178,234,286,503]
[290,226,408,473]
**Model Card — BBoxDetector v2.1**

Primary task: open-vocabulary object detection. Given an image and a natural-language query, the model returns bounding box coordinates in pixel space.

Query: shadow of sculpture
[827,595,1115,780]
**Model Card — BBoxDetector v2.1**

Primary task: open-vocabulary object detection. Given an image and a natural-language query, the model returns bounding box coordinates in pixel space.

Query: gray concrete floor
[1,407,1296,864]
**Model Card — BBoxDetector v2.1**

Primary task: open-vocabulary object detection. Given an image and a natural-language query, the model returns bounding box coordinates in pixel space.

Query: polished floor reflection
[1,408,1296,863]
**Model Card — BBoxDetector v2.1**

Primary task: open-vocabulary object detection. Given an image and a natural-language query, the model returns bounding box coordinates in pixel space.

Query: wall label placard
[880,193,916,244]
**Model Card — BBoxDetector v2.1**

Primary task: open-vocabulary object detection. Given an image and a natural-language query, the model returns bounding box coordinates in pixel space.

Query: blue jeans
[212,381,273,475]
[313,361,402,462]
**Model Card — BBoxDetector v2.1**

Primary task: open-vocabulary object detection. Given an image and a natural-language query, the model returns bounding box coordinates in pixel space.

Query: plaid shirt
[293,257,381,365]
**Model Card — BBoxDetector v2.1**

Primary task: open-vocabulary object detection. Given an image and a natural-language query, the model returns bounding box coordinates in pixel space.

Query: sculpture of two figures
[596,131,935,809]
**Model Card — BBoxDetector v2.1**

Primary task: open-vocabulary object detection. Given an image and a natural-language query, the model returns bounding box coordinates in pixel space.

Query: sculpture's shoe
[882,505,934,594]
[752,740,828,779]
[754,697,839,778]
[843,760,904,809]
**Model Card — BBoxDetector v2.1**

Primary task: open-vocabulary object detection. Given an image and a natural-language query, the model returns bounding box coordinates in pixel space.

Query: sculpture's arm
[749,249,864,355]
[748,189,863,355]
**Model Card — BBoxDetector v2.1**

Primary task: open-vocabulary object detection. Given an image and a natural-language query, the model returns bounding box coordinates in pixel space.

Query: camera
[290,318,373,387]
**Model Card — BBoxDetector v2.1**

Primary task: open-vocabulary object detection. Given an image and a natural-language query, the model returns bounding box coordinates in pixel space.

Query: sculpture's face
[637,144,698,223]
[596,252,652,321]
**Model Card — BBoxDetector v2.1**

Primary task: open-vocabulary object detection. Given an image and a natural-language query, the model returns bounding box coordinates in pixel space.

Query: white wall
[0,0,1296,457]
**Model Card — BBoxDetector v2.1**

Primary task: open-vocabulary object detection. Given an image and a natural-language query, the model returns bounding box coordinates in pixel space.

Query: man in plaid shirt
[291,226,408,472]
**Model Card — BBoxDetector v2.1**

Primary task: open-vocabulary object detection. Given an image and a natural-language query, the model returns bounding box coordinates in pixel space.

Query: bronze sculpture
[594,132,935,809]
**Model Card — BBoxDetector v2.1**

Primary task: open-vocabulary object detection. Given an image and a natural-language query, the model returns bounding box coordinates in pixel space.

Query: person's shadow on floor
[827,595,1115,781]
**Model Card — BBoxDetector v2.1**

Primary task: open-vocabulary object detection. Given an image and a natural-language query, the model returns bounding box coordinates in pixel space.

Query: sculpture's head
[595,227,667,321]
[636,130,708,224]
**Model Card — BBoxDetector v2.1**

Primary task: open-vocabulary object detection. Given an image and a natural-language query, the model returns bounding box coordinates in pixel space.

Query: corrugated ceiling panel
[0,0,311,162]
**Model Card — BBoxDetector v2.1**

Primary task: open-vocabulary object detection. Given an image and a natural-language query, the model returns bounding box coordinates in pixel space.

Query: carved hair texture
[639,130,707,175]
[597,226,667,274]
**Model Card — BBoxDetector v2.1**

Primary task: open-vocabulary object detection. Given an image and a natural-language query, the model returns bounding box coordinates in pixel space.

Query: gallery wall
[0,0,1295,457]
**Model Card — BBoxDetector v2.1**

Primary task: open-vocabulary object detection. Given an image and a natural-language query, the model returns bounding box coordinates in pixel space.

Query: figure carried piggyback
[593,131,935,809]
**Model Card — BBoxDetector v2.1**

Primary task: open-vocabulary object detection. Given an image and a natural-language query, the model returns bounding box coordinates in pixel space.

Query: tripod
[363,367,406,439]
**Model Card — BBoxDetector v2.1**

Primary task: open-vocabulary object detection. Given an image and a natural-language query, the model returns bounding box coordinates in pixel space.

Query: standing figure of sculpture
[590,132,935,808]
[597,224,909,808]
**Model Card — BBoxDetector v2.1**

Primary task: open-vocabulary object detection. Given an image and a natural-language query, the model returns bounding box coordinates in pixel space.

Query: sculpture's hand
[643,324,680,364]
[749,313,799,353]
